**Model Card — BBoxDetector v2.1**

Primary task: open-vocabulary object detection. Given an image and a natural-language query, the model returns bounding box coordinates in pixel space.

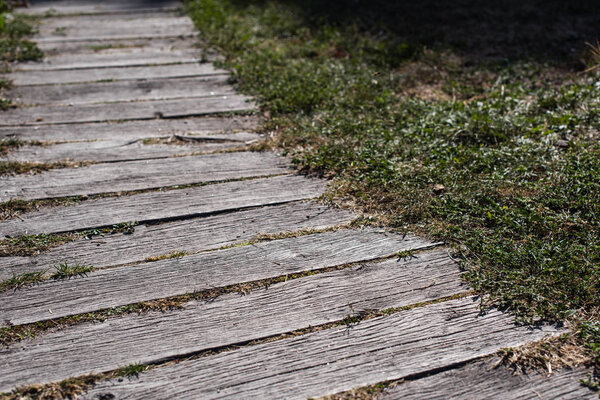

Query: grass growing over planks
[0,270,45,291]
[185,0,600,379]
[50,263,94,280]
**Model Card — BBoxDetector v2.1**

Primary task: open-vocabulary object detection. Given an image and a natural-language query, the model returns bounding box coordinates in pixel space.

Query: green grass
[50,263,94,280]
[0,232,75,256]
[185,0,600,378]
[114,363,147,378]
[0,1,43,62]
[0,270,45,291]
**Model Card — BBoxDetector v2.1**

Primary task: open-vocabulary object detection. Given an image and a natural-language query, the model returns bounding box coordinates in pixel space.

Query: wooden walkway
[0,1,594,398]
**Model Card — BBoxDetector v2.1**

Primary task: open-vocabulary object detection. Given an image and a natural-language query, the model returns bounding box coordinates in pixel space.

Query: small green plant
[0,271,46,291]
[50,263,94,280]
[114,363,147,378]
[396,249,416,261]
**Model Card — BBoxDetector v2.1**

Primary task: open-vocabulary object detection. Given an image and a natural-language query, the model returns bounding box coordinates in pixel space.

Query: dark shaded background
[252,0,600,65]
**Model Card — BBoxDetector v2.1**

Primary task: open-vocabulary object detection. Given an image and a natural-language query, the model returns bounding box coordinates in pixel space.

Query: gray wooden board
[21,38,200,70]
[380,358,596,400]
[0,95,255,126]
[10,75,233,106]
[21,0,182,16]
[0,151,288,202]
[0,229,439,326]
[0,202,355,280]
[79,297,558,400]
[0,249,465,392]
[0,174,326,237]
[9,63,225,86]
[34,15,195,43]
[1,133,262,163]
[0,116,260,141]
[37,10,183,26]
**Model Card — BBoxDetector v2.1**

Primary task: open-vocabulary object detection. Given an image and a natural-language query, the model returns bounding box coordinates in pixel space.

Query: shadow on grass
[234,0,600,66]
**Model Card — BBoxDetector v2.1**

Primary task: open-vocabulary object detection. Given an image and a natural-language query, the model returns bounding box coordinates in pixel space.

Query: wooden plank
[21,0,181,16]
[1,133,262,163]
[0,229,439,326]
[0,116,260,142]
[380,358,596,400]
[21,38,200,70]
[0,202,355,280]
[0,174,326,237]
[9,76,233,106]
[34,15,195,43]
[9,63,225,86]
[0,95,256,126]
[0,151,288,202]
[36,11,184,27]
[0,249,465,392]
[78,297,557,400]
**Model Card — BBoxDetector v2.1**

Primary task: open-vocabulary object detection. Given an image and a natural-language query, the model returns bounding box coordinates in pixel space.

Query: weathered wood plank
[79,297,557,400]
[21,0,181,16]
[0,202,355,280]
[1,133,262,163]
[0,229,439,325]
[9,63,225,86]
[0,249,465,392]
[380,358,596,400]
[0,151,288,202]
[0,95,255,126]
[22,38,200,70]
[10,75,233,106]
[34,15,195,43]
[0,116,260,142]
[0,175,326,237]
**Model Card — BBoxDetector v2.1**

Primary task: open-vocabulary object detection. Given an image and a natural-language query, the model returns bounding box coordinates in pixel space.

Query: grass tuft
[114,363,147,378]
[0,271,46,292]
[50,263,95,280]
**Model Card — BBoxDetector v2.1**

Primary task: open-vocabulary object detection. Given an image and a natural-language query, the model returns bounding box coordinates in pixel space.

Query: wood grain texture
[381,358,596,400]
[0,202,355,280]
[0,151,289,202]
[79,297,558,400]
[34,15,195,43]
[22,38,200,70]
[0,116,260,141]
[1,133,262,163]
[21,0,181,16]
[9,63,225,86]
[0,249,464,392]
[0,95,255,126]
[0,229,439,325]
[0,174,327,237]
[10,75,233,106]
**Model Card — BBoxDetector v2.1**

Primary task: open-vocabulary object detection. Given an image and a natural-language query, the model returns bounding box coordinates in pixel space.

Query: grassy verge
[184,0,600,382]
